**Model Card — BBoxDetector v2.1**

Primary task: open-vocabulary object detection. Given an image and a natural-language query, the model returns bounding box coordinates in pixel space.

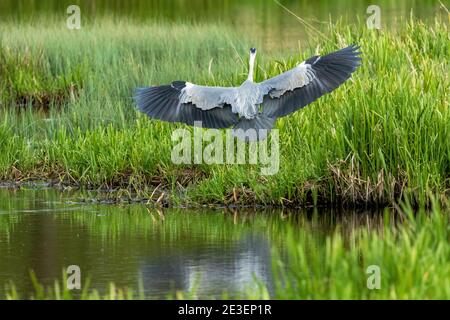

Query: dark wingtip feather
[133,83,238,129]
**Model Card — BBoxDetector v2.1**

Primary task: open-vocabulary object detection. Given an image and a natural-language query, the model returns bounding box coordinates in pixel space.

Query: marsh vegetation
[1,15,448,207]
[0,0,449,300]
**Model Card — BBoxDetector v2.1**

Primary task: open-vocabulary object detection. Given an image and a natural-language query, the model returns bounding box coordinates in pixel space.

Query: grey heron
[134,45,361,141]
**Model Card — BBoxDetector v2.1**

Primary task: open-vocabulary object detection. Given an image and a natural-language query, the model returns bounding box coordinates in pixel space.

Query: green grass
[4,199,450,299]
[268,202,450,299]
[0,16,449,207]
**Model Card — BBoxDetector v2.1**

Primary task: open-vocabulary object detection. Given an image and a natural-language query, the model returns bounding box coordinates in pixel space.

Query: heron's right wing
[134,81,239,129]
[260,45,361,118]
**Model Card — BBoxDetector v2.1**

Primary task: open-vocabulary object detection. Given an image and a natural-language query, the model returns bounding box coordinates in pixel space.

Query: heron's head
[250,48,257,55]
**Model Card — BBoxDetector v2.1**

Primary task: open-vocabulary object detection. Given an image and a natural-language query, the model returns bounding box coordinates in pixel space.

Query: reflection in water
[0,0,443,51]
[0,188,386,298]
[138,234,273,297]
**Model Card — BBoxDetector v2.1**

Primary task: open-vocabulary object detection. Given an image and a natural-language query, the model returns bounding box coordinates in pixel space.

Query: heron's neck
[247,53,256,82]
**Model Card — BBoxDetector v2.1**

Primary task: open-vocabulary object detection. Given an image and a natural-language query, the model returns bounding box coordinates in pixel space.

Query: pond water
[0,187,384,298]
[1,0,444,51]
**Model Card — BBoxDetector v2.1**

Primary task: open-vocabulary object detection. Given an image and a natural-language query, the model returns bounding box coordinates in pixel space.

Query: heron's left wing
[134,81,239,129]
[260,45,361,118]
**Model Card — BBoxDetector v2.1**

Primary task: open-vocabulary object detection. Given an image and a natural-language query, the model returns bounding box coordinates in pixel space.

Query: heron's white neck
[247,52,256,82]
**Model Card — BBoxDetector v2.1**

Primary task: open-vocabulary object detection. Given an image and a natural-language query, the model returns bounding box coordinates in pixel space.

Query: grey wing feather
[134,81,239,129]
[261,45,361,118]
[180,83,237,110]
[260,61,316,99]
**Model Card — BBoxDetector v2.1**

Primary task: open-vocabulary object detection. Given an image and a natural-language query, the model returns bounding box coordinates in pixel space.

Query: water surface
[0,0,444,51]
[0,188,384,298]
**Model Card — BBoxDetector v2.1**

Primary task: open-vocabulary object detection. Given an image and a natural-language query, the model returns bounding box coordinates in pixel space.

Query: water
[0,0,444,51]
[0,187,384,298]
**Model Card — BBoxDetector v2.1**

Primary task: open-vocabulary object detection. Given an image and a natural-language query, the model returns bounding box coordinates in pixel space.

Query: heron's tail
[232,113,275,142]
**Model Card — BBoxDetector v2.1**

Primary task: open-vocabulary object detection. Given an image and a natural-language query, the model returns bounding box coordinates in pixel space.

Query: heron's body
[134,45,361,141]
[182,80,263,119]
[233,80,263,118]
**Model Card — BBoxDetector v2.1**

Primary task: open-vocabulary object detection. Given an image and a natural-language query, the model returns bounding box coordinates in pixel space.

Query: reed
[0,16,448,207]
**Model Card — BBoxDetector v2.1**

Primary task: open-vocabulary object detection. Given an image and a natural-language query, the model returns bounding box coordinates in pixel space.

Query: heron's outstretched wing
[260,45,361,118]
[134,81,238,129]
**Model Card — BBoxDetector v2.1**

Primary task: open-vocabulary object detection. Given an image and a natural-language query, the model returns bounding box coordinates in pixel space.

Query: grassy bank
[0,16,449,207]
[4,200,450,299]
